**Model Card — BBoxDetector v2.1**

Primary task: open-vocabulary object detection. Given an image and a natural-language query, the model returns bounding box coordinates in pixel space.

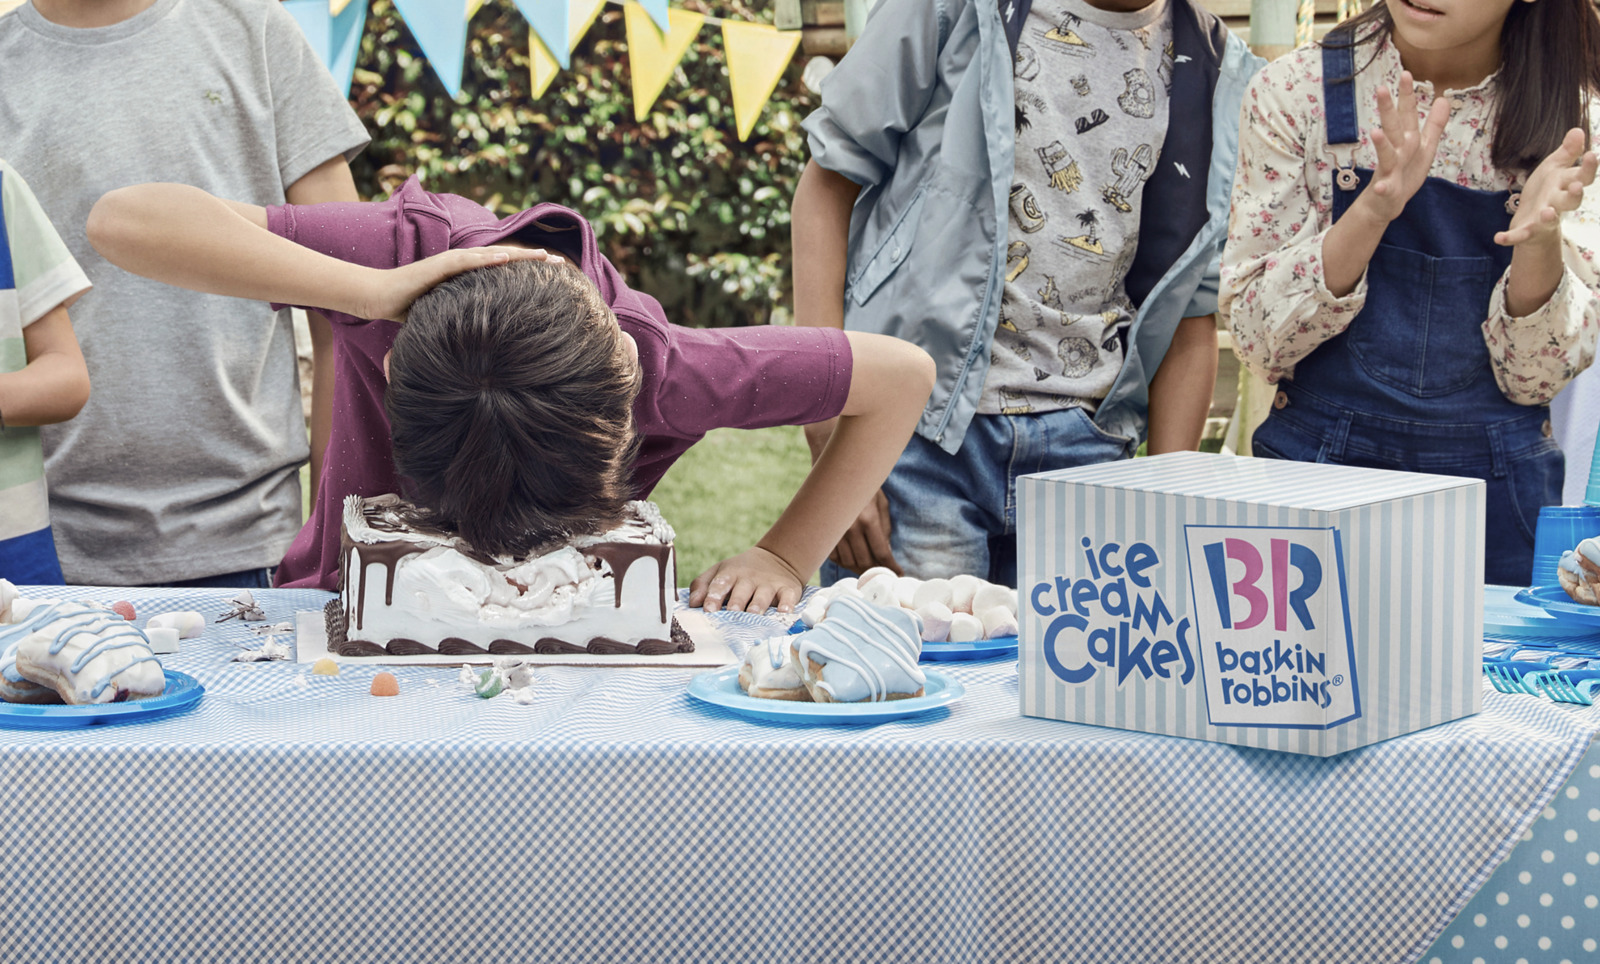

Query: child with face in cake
[86,179,935,614]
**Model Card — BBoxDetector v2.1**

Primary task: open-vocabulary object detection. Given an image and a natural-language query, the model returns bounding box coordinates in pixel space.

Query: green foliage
[349,0,816,328]
[650,426,816,584]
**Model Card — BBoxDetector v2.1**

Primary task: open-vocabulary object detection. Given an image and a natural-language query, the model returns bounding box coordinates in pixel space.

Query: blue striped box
[1017,452,1483,756]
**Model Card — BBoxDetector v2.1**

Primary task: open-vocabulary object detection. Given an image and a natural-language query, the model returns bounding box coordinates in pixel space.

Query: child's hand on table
[689,546,807,615]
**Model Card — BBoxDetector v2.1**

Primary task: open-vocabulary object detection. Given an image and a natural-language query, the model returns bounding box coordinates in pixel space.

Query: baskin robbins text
[1032,529,1361,731]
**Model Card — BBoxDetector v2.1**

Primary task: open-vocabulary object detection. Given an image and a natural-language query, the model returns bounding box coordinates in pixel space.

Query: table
[1,587,1596,963]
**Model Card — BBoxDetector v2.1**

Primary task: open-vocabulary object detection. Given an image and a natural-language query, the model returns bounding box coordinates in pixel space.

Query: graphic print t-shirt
[980,0,1173,416]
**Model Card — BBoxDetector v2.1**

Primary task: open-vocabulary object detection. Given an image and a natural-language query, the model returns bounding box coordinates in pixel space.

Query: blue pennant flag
[513,0,569,69]
[392,0,472,98]
[282,0,369,97]
[635,0,669,33]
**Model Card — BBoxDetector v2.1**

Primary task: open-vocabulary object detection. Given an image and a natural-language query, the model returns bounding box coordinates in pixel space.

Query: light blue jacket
[803,0,1262,454]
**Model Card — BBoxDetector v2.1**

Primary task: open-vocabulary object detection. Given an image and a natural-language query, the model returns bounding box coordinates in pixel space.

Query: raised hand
[1356,72,1452,225]
[1495,128,1599,248]
[359,245,560,323]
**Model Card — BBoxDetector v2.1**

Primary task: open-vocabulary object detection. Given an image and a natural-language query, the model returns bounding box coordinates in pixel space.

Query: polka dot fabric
[1426,743,1600,963]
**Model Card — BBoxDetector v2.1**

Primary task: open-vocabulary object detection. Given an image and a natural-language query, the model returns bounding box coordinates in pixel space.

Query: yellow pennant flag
[721,21,800,141]
[466,0,484,18]
[569,0,604,52]
[531,31,562,97]
[625,3,704,122]
[329,0,352,15]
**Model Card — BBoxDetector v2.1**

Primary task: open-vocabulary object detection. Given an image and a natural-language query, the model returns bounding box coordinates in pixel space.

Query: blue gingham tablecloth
[0,587,1596,964]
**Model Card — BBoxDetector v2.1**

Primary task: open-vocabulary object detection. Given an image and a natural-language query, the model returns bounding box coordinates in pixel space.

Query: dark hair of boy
[384,259,643,557]
[1328,0,1600,175]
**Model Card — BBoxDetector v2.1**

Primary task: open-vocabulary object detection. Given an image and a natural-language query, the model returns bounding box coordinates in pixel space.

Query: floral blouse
[1218,33,1600,405]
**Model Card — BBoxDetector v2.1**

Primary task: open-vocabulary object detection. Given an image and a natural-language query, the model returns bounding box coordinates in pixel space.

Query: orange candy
[370,671,399,697]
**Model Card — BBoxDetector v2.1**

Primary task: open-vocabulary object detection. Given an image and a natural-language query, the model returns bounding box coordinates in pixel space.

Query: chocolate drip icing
[438,638,487,655]
[340,527,427,632]
[585,543,674,622]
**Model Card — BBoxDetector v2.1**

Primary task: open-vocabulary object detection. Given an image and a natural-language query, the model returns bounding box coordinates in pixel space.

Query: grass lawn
[301,424,816,586]
[650,426,817,586]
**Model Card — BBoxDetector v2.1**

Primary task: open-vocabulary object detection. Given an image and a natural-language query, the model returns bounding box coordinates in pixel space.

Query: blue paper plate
[1485,584,1600,640]
[786,618,1018,662]
[687,665,963,725]
[0,671,204,729]
[1513,586,1600,629]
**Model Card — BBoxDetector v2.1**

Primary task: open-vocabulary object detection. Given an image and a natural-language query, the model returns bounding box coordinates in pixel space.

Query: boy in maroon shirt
[88,180,934,613]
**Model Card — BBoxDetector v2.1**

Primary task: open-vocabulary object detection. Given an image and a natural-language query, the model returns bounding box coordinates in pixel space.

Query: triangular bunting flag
[513,0,569,68]
[466,0,485,18]
[530,31,562,98]
[635,0,669,34]
[328,0,369,96]
[284,0,332,65]
[392,0,473,98]
[329,0,353,16]
[625,4,703,122]
[721,21,800,141]
[568,0,604,50]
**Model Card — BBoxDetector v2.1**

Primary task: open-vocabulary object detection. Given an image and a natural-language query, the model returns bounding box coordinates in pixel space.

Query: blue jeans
[823,407,1131,588]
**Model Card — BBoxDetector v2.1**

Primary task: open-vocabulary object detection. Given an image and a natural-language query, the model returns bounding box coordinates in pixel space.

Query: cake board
[293,608,735,668]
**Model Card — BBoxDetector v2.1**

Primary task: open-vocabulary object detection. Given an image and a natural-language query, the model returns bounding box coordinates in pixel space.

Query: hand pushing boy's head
[384,259,642,557]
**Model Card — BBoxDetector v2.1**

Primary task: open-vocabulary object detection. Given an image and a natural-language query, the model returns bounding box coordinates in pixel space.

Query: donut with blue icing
[2,600,164,705]
[789,596,925,703]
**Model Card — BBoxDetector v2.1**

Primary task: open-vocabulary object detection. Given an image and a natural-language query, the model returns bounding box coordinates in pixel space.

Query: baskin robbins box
[1016,451,1484,756]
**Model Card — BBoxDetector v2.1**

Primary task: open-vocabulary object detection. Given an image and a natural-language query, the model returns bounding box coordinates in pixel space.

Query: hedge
[347,0,818,329]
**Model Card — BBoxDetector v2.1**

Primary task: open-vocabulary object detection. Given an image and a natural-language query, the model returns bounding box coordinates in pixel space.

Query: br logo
[1183,526,1361,730]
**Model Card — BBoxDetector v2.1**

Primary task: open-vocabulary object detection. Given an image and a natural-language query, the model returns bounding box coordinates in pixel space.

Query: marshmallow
[148,611,206,639]
[0,579,16,623]
[799,596,830,629]
[949,574,981,614]
[979,605,1018,639]
[911,578,954,612]
[915,602,953,643]
[892,576,922,609]
[948,612,984,643]
[861,576,899,609]
[972,583,1016,618]
[857,567,897,589]
[832,577,859,595]
[143,627,181,655]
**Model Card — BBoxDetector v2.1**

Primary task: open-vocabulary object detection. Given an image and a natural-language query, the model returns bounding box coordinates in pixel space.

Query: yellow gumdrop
[312,657,340,676]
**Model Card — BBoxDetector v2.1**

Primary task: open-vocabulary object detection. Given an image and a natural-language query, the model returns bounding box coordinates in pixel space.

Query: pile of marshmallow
[797,567,1018,643]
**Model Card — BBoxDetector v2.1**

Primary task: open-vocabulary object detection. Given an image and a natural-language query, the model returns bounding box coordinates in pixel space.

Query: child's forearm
[756,333,932,578]
[1505,232,1567,318]
[791,160,860,335]
[1146,315,1218,454]
[1320,196,1389,298]
[88,183,377,318]
[0,306,90,427]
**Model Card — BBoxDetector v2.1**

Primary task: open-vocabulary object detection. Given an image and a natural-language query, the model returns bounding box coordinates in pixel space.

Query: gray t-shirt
[0,0,369,584]
[981,0,1172,416]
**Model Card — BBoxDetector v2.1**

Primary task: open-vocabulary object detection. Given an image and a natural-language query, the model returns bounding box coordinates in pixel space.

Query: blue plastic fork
[1483,659,1557,695]
[1528,668,1600,706]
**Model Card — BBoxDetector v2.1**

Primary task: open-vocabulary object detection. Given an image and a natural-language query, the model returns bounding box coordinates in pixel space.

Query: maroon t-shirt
[269,178,852,590]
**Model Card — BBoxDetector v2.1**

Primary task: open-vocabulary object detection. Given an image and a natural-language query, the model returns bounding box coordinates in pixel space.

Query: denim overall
[1251,37,1563,587]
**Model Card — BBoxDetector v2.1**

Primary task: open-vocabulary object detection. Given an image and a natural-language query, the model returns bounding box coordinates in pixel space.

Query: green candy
[474,669,504,699]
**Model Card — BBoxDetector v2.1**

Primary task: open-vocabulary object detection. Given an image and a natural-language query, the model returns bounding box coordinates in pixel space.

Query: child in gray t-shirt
[0,0,370,587]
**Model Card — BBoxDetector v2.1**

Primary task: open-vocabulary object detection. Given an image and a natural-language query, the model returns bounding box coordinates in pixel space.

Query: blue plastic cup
[1587,428,1600,506]
[1532,506,1600,586]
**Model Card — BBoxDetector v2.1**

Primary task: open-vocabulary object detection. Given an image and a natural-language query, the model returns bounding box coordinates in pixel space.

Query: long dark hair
[1328,0,1600,175]
[386,259,643,557]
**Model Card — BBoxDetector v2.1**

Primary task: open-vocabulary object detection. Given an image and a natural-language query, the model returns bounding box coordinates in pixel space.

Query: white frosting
[341,497,676,649]
[745,636,805,693]
[0,579,16,623]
